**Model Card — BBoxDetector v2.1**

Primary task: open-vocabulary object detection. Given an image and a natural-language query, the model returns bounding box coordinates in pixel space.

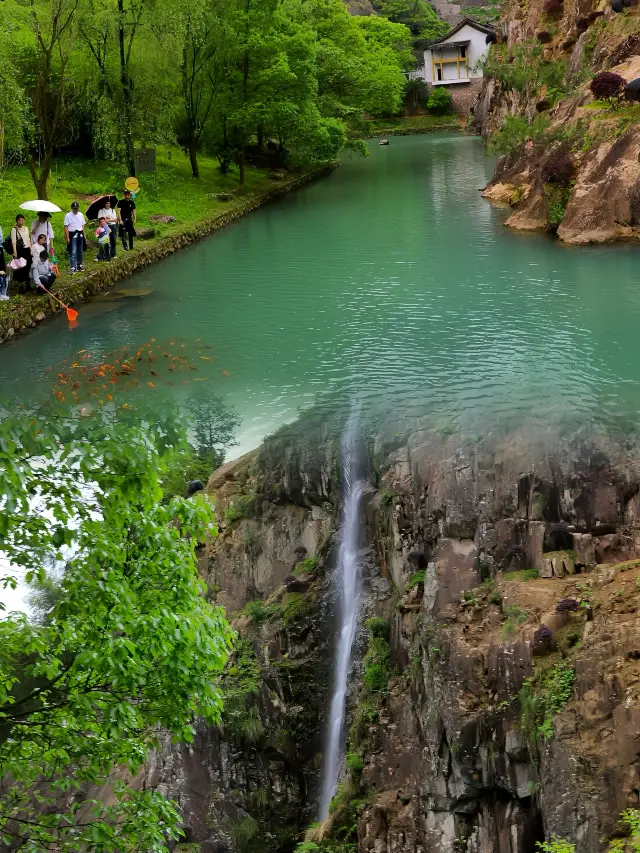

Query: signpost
[134,148,156,174]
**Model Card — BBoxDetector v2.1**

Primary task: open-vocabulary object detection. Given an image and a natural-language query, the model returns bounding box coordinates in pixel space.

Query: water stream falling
[318,408,367,821]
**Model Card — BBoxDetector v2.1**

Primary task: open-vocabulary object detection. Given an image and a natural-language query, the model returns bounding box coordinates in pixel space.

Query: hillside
[471,0,640,243]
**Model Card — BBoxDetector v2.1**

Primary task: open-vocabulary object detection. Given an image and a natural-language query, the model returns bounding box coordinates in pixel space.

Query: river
[2,133,640,453]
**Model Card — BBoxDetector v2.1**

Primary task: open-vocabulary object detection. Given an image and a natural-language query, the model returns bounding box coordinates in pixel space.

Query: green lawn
[0,145,269,245]
[0,146,277,331]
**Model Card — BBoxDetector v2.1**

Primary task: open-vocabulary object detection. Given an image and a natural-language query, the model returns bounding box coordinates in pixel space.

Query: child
[96,217,111,261]
[30,249,57,292]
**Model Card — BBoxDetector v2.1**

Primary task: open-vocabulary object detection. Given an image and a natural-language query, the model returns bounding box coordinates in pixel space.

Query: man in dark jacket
[116,190,137,251]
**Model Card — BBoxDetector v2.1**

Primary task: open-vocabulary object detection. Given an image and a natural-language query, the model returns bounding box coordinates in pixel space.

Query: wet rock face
[139,425,640,853]
[353,429,640,853]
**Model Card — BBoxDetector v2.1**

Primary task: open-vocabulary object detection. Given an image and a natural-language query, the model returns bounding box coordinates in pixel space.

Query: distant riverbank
[0,161,335,344]
[362,115,462,137]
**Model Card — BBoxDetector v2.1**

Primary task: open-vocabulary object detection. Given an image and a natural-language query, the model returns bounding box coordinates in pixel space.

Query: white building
[410,18,495,87]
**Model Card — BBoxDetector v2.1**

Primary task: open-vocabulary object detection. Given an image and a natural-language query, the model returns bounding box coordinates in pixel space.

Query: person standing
[64,202,86,274]
[30,212,55,254]
[116,190,136,251]
[97,199,118,258]
[10,214,31,285]
[0,224,8,301]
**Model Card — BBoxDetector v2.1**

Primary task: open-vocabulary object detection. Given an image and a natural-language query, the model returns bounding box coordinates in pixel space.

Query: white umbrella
[19,200,62,213]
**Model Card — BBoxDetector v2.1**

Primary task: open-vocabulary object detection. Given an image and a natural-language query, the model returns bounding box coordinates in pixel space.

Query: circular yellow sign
[125,177,140,192]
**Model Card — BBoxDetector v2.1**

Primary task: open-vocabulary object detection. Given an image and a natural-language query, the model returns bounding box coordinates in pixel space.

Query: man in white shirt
[30,212,55,254]
[63,202,86,274]
[97,199,118,259]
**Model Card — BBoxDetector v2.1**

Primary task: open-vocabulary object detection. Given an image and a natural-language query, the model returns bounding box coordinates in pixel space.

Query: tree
[9,0,80,198]
[0,405,234,850]
[590,71,626,107]
[374,0,448,41]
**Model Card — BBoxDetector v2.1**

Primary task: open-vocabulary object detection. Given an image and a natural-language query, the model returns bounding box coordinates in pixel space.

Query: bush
[427,87,454,114]
[363,636,391,692]
[537,840,575,853]
[590,71,626,105]
[543,0,563,16]
[490,114,549,153]
[294,556,319,576]
[537,30,553,43]
[347,751,364,776]
[555,598,579,613]
[533,624,555,655]
[365,616,390,639]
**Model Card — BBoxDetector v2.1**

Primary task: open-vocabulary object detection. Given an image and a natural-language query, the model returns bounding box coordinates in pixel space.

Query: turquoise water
[2,134,640,453]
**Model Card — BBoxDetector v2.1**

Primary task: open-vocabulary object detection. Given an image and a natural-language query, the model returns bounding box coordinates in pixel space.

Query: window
[460,45,466,58]
[436,67,442,80]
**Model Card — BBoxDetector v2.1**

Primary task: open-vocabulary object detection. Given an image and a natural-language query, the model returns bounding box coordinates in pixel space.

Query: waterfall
[318,407,366,821]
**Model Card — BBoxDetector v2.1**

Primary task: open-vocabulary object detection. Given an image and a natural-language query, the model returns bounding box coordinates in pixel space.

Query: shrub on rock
[590,71,627,105]
[533,624,555,655]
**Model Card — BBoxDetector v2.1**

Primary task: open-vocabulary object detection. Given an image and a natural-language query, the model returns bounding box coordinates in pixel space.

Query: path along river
[2,133,640,453]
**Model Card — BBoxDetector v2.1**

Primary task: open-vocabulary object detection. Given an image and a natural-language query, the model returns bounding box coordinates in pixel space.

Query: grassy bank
[0,148,332,342]
[362,115,462,136]
[0,148,330,342]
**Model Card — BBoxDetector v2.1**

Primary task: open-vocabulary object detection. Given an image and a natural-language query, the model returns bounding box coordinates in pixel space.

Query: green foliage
[294,843,321,853]
[427,87,454,115]
[489,114,550,153]
[0,406,234,851]
[364,616,390,639]
[230,816,260,853]
[520,660,576,741]
[349,698,379,749]
[375,0,448,41]
[221,637,265,745]
[537,840,575,853]
[347,751,365,776]
[502,569,540,582]
[225,494,255,523]
[483,42,567,96]
[243,599,278,623]
[380,490,396,506]
[363,636,391,692]
[0,0,414,196]
[294,556,319,576]
[544,183,574,228]
[609,809,640,852]
[327,778,366,841]
[501,605,528,637]
[405,569,426,590]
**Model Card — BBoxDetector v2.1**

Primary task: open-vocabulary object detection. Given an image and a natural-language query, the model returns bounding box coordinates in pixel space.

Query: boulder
[573,533,596,570]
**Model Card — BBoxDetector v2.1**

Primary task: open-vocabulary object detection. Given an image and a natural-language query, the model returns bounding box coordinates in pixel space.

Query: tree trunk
[238,150,245,187]
[188,140,200,179]
[28,149,54,200]
[118,0,136,175]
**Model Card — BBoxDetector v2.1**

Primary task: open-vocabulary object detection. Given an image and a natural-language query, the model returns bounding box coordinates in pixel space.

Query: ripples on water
[2,133,640,453]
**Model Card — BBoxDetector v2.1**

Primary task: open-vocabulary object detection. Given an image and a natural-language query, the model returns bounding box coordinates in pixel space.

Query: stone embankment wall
[0,166,335,345]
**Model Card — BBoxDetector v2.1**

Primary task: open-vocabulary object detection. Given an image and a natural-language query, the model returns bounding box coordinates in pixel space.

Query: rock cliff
[143,417,640,853]
[470,0,640,245]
